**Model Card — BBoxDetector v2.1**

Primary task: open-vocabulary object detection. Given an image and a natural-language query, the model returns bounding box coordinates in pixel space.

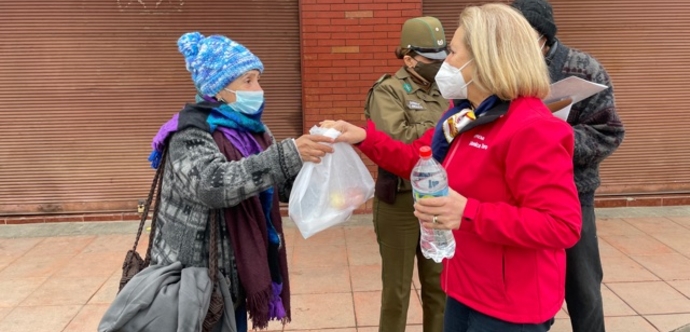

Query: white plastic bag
[289,126,375,239]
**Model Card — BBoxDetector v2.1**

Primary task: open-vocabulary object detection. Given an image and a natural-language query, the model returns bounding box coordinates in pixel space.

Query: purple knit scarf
[214,127,288,327]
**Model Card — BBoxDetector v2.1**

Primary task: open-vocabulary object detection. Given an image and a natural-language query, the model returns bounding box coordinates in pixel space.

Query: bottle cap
[419,146,432,158]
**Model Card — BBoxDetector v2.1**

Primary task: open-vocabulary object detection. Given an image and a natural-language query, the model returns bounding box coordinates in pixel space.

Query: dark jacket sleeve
[567,52,625,168]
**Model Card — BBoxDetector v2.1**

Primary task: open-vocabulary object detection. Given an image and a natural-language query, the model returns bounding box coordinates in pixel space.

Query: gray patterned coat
[547,40,625,203]
[149,126,302,301]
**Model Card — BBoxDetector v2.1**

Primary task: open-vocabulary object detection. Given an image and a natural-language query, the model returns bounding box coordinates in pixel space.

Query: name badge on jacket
[406,100,424,110]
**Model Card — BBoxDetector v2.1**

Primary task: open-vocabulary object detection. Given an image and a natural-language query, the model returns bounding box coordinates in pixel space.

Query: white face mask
[435,59,474,100]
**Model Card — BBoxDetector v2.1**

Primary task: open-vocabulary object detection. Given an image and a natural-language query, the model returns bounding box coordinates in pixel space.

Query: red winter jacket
[357,96,581,323]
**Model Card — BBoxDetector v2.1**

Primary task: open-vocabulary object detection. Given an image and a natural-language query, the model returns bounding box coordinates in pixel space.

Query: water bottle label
[413,187,449,201]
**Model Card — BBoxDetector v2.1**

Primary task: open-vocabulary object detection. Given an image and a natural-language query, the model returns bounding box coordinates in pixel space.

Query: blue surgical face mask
[224,89,264,115]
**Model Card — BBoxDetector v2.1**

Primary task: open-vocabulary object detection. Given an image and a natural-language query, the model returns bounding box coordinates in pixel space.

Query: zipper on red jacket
[441,135,465,294]
[442,136,463,169]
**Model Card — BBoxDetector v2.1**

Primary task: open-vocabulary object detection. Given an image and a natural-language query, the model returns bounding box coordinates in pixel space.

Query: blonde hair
[460,3,550,100]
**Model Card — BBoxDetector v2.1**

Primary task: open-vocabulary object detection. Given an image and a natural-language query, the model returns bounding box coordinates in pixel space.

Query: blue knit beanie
[178,32,264,97]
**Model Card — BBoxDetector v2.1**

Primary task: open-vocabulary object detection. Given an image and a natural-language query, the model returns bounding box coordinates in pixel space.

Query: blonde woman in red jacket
[323,3,581,332]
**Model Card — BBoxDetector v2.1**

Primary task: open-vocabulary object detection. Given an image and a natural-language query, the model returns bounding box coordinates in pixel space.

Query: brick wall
[300,0,423,213]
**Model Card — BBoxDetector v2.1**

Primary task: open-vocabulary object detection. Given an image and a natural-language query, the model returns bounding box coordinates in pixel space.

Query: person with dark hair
[363,16,449,332]
[511,1,626,331]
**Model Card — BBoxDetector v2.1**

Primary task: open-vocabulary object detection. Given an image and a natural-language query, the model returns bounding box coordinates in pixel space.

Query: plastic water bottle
[410,146,456,263]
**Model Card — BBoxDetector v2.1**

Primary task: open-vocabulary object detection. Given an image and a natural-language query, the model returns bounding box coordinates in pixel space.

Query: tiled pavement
[1,207,690,332]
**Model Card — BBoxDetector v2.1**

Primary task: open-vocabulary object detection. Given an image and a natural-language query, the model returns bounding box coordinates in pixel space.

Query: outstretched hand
[295,134,334,163]
[320,120,367,145]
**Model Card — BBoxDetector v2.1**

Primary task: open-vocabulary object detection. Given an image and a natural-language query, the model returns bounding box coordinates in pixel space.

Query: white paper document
[543,76,609,121]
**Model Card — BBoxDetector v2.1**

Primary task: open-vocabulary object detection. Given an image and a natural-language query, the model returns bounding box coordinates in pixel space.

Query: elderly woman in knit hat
[146,32,333,331]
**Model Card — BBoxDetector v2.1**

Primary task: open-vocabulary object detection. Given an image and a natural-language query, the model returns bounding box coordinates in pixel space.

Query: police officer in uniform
[364,16,450,332]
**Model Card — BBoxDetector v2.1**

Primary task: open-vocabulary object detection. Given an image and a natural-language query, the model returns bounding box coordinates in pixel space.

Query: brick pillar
[300,0,423,213]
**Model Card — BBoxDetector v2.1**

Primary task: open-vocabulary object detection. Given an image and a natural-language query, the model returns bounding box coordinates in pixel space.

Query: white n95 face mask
[435,59,474,100]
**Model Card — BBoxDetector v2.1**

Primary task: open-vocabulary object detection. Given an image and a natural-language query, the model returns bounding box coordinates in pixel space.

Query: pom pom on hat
[511,0,558,47]
[178,32,203,62]
[178,32,264,97]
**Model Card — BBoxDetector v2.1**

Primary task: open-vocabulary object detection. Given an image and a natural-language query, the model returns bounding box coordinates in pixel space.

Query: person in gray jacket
[146,32,333,331]
[511,1,625,331]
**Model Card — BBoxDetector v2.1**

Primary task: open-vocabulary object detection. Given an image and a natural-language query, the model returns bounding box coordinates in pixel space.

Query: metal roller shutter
[423,0,690,196]
[0,0,302,216]
[423,0,467,41]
